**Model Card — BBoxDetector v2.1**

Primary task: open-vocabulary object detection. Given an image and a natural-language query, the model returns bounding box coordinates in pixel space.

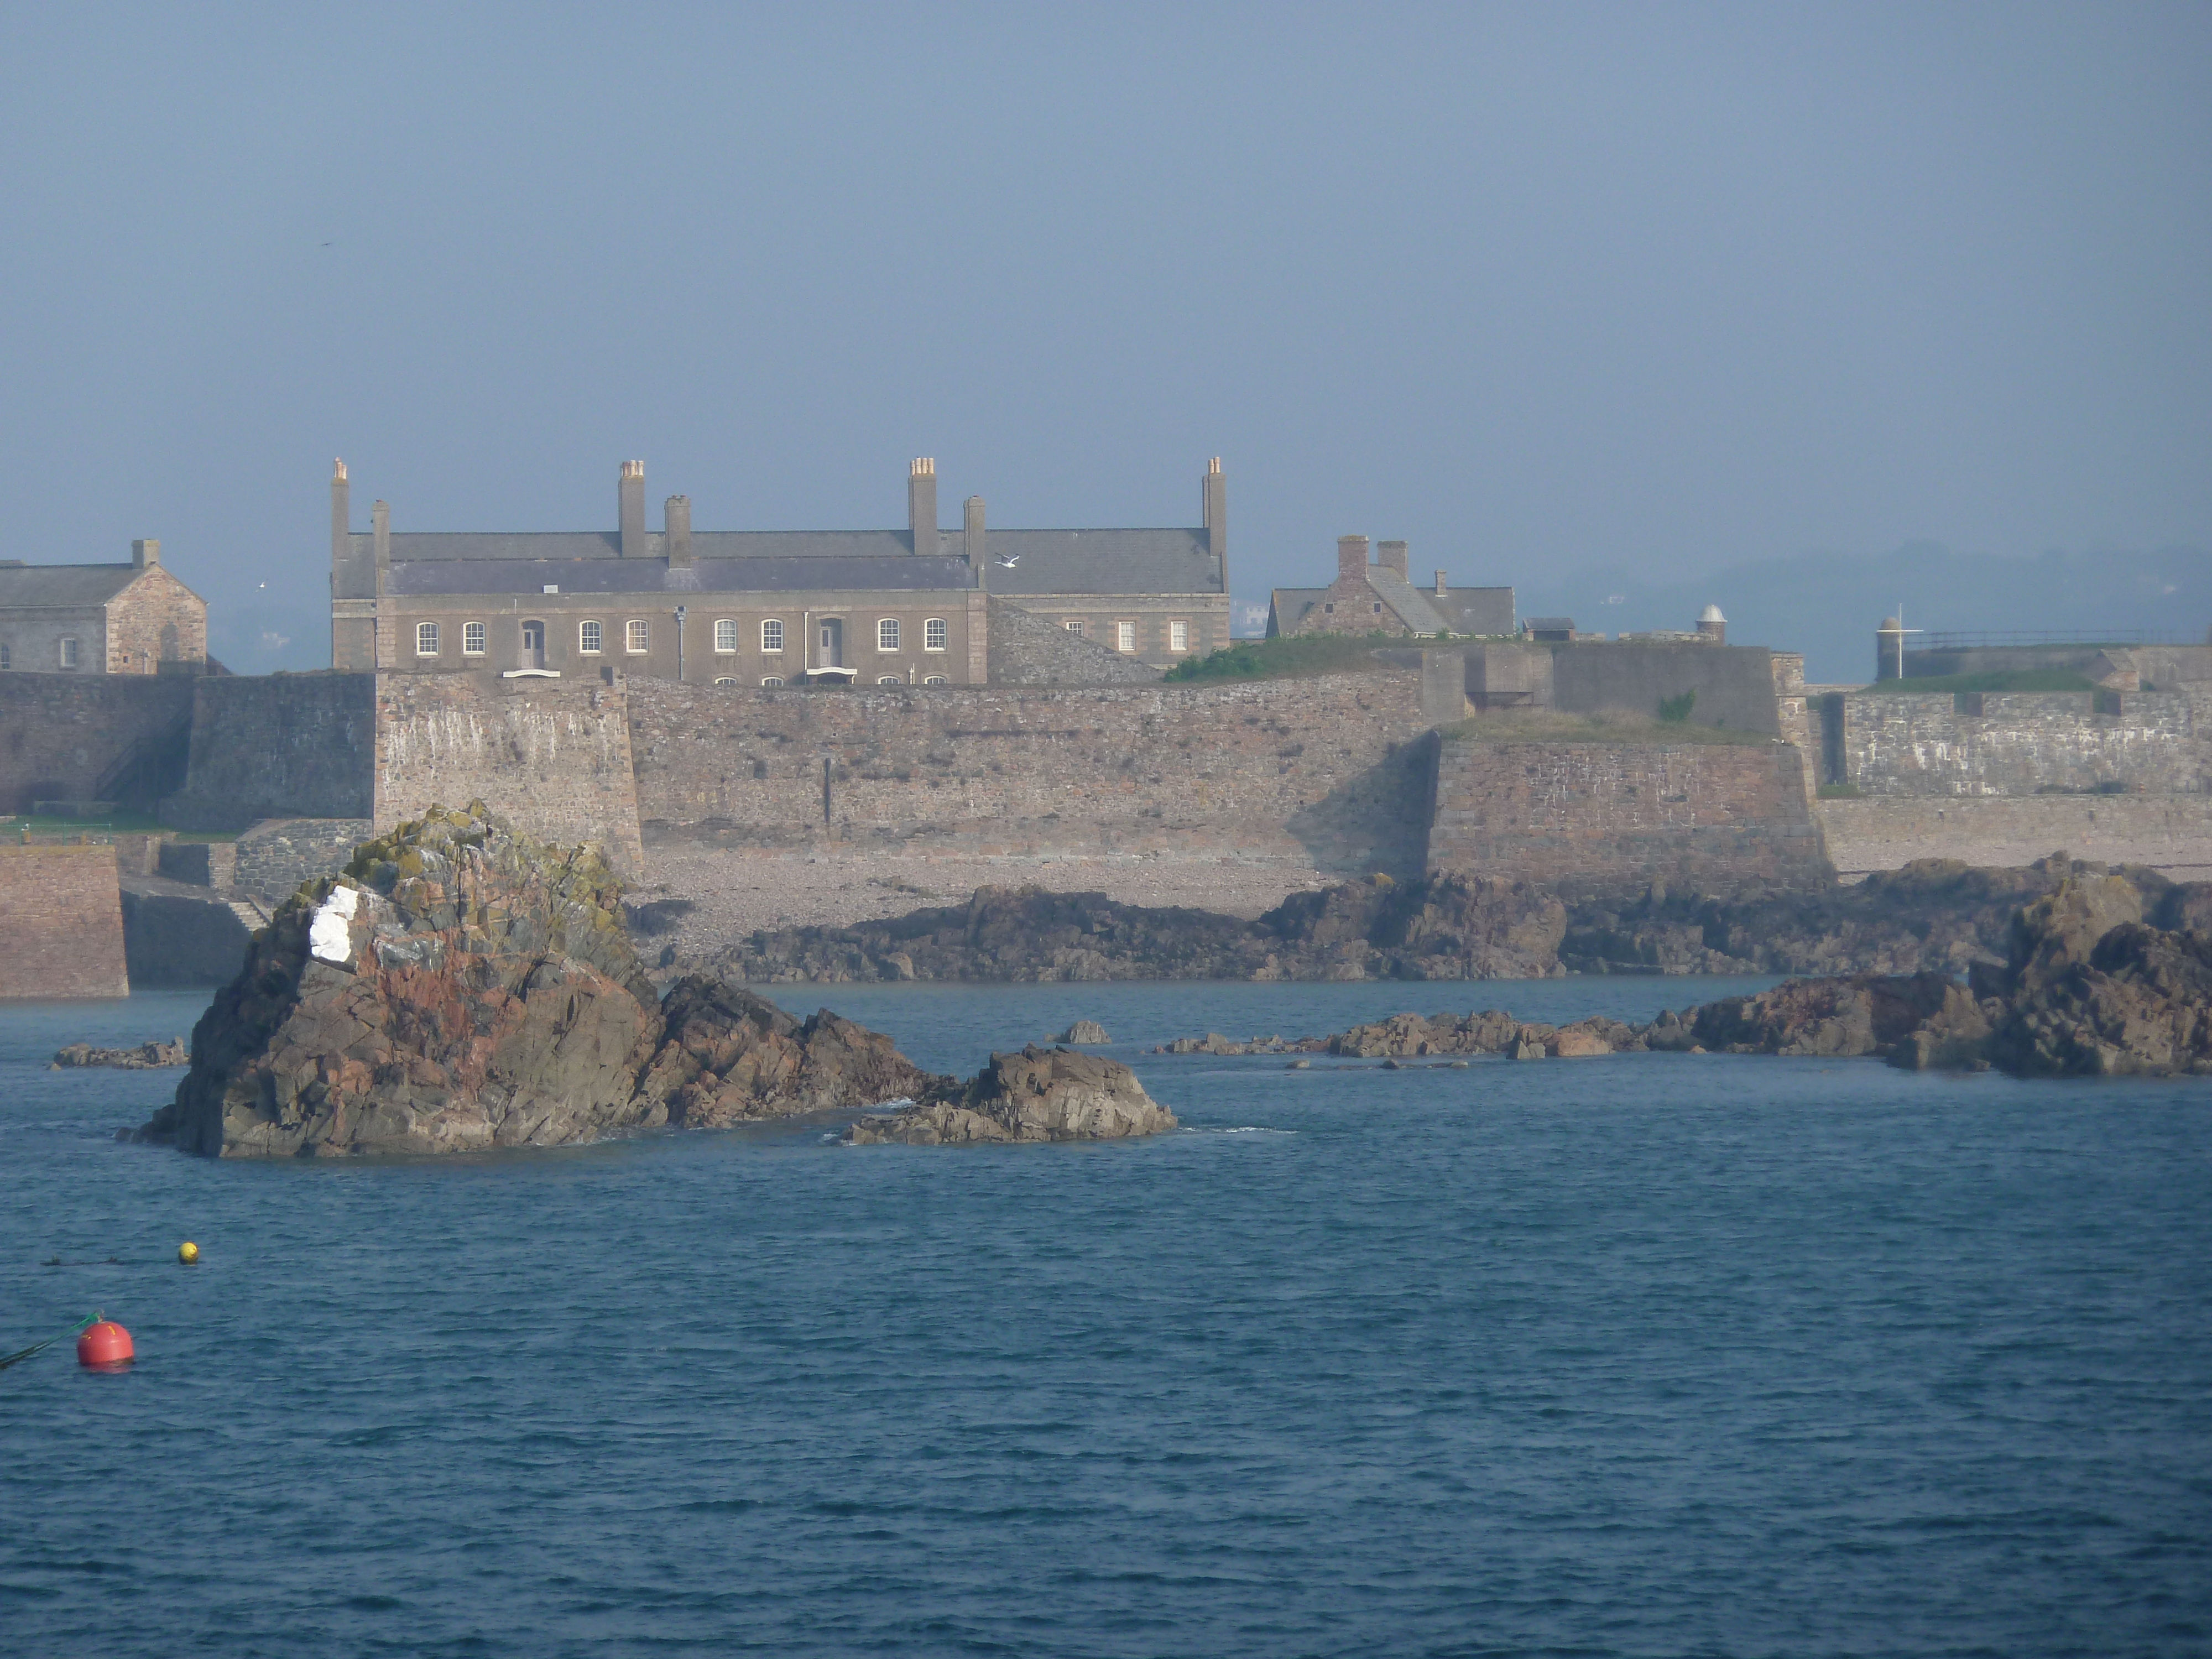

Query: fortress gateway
[331,458,1232,682]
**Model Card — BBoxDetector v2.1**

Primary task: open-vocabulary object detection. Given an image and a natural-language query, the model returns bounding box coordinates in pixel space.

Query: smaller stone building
[0,540,208,676]
[1267,536,1513,639]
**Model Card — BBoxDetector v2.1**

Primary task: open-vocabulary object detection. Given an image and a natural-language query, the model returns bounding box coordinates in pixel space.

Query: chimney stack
[331,458,350,574]
[1338,535,1370,580]
[132,538,160,571]
[666,495,693,567]
[1202,456,1227,577]
[963,494,985,581]
[909,458,938,555]
[618,460,646,557]
[1378,540,1408,580]
[1434,569,1447,598]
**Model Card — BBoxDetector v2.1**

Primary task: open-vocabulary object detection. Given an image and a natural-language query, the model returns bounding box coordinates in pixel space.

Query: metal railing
[1910,629,2197,650]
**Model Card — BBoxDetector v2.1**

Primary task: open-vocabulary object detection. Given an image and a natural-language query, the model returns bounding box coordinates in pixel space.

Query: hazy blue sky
[3,3,2206,677]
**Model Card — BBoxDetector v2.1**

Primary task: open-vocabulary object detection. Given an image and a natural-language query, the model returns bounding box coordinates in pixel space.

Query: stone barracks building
[0,539,209,677]
[1266,535,1514,639]
[331,457,1233,684]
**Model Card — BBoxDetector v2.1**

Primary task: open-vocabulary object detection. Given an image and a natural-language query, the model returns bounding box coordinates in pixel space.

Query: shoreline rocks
[846,1046,1176,1146]
[54,1039,189,1071]
[1145,868,2212,1081]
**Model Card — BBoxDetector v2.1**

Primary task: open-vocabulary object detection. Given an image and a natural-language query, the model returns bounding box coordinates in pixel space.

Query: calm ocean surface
[4,978,2209,1658]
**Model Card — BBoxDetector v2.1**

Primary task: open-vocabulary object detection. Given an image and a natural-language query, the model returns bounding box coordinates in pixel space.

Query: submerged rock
[54,1038,189,1071]
[131,806,941,1157]
[846,1045,1176,1146]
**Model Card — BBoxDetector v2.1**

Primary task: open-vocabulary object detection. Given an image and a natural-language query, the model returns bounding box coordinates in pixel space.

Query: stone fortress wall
[1430,739,1824,901]
[374,673,646,876]
[22,621,2212,992]
[625,670,1439,877]
[0,845,129,998]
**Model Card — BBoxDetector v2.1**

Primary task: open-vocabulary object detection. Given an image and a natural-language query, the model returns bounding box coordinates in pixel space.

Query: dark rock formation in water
[129,805,1173,1156]
[718,873,1565,984]
[1170,866,2212,1080]
[1559,853,2184,978]
[634,975,941,1128]
[130,806,945,1157]
[53,1038,189,1070]
[707,852,2204,987]
[847,1045,1176,1145]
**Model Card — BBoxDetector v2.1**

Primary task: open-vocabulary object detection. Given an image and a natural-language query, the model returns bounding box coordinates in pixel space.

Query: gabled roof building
[331,457,1233,684]
[1266,536,1512,640]
[0,540,209,676]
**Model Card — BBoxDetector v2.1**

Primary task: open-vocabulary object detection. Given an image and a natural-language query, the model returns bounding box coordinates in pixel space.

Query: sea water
[3,979,2209,1657]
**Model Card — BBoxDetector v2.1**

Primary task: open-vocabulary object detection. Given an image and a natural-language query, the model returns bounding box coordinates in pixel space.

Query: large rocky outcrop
[717,873,1564,984]
[633,975,940,1127]
[131,806,946,1157]
[847,1045,1177,1145]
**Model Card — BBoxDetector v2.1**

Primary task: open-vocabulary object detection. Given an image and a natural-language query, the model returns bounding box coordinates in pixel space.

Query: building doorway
[521,620,546,669]
[817,618,844,668]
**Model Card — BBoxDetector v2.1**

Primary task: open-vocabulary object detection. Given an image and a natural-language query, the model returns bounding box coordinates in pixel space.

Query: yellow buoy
[178,1241,199,1265]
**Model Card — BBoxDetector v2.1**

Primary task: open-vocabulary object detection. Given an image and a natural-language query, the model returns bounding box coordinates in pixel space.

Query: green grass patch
[0,812,236,841]
[1860,670,2099,695]
[1817,782,1863,799]
[1161,632,1410,681]
[1438,710,1774,747]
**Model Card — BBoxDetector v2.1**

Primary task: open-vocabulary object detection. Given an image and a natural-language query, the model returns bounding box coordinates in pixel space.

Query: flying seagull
[993,553,1020,568]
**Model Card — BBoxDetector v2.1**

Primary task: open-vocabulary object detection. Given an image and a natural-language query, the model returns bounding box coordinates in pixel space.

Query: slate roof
[978,529,1222,596]
[389,554,977,598]
[361,523,1224,599]
[1267,587,1328,635]
[1428,586,1515,635]
[1367,570,1450,634]
[0,562,144,608]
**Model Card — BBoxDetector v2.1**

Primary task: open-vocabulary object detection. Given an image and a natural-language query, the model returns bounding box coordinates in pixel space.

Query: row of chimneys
[1338,534,1449,598]
[335,456,1230,574]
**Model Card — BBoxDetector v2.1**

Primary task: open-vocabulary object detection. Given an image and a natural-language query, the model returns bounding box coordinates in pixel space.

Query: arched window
[877,618,900,652]
[924,618,948,651]
[416,622,440,656]
[761,619,784,653]
[714,619,738,653]
[462,622,486,656]
[713,677,738,687]
[578,621,603,654]
[878,676,901,686]
[922,675,947,686]
[626,619,650,653]
[761,676,785,688]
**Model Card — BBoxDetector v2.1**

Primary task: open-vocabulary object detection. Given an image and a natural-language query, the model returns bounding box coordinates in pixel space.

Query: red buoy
[76,1320,133,1368]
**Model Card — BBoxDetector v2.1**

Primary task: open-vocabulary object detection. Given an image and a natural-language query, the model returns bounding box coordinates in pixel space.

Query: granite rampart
[1428,738,1828,901]
[375,674,644,876]
[0,672,195,815]
[626,670,1437,875]
[0,845,128,998]
[161,672,377,829]
[1837,688,2210,797]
